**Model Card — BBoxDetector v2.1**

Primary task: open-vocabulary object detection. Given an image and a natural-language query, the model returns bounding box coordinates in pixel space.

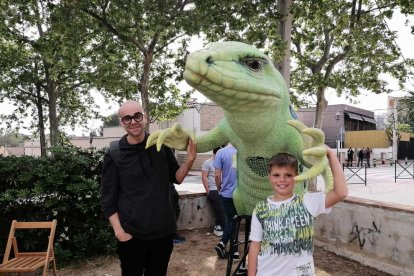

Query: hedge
[0,145,116,264]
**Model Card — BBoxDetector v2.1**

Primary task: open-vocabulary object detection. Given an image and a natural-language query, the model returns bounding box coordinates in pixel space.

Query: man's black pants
[117,234,174,276]
[207,190,226,228]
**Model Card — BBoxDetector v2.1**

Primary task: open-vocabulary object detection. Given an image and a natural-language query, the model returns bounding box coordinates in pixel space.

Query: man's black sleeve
[165,147,180,184]
[101,150,119,218]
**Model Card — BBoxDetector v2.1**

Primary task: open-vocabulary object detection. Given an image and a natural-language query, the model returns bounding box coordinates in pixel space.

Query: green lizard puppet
[146,41,333,215]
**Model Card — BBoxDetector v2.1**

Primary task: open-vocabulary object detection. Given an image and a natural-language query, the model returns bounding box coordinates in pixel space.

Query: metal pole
[336,140,340,160]
[392,99,398,161]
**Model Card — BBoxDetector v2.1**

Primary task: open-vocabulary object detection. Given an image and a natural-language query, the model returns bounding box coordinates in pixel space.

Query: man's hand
[109,213,133,242]
[187,138,197,162]
[116,230,133,242]
[175,138,197,184]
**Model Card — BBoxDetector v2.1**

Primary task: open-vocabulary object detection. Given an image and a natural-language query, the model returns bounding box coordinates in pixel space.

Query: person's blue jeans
[220,196,238,246]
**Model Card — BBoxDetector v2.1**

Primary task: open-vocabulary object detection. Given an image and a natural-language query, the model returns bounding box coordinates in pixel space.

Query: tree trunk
[42,57,59,147]
[275,0,293,89]
[313,87,328,128]
[138,52,153,132]
[47,79,59,146]
[35,82,46,157]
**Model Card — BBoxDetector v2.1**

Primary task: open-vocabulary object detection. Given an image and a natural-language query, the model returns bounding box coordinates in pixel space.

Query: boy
[248,147,347,276]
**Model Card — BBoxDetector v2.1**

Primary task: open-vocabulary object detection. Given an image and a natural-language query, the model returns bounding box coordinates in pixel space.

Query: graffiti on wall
[349,221,381,249]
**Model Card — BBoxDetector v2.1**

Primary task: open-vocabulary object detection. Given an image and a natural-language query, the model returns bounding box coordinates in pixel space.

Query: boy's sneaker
[215,241,226,259]
[173,235,186,244]
[213,225,223,237]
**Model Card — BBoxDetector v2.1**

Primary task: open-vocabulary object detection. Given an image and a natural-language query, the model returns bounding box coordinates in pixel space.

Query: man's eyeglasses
[121,112,144,125]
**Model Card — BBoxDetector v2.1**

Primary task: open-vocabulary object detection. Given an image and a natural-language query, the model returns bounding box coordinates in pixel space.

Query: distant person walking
[357,148,364,167]
[365,147,371,168]
[347,147,354,167]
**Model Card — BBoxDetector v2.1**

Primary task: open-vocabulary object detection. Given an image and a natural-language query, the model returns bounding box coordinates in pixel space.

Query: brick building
[295,104,377,148]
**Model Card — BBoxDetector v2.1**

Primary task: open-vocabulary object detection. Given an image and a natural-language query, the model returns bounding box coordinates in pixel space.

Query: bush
[0,145,116,264]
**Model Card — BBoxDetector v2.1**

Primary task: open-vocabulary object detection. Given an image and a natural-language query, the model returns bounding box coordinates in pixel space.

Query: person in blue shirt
[213,143,239,260]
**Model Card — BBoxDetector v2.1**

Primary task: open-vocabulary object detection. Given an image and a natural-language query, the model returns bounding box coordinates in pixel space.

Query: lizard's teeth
[234,91,249,100]
[223,76,234,89]
[207,68,223,84]
[248,93,259,101]
[209,83,224,92]
[199,63,208,76]
[183,70,201,85]
[232,79,248,91]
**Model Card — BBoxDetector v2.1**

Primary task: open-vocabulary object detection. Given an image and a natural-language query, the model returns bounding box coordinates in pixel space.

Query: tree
[0,130,28,147]
[198,0,414,128]
[0,42,47,155]
[0,1,100,154]
[385,121,412,145]
[290,0,414,128]
[103,112,119,128]
[73,0,206,130]
[398,91,414,128]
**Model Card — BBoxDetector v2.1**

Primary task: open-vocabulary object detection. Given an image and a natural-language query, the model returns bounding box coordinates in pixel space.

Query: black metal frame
[226,215,251,276]
[343,163,367,186]
[394,160,414,182]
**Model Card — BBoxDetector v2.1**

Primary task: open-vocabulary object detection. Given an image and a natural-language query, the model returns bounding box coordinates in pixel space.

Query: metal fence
[343,163,367,186]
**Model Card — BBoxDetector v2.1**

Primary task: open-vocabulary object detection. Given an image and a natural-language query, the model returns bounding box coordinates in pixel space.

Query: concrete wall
[315,197,414,275]
[176,191,414,274]
[176,193,215,230]
[177,152,211,171]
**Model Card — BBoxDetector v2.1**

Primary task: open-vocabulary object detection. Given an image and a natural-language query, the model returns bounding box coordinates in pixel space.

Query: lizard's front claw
[146,123,195,151]
[287,120,334,191]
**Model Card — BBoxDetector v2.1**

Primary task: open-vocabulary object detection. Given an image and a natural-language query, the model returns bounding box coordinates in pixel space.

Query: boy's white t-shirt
[249,192,331,276]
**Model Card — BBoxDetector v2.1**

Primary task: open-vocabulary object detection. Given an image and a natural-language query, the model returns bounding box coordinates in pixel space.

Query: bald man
[101,100,196,275]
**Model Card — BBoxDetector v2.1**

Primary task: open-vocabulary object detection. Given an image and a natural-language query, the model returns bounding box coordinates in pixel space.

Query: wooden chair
[0,220,57,276]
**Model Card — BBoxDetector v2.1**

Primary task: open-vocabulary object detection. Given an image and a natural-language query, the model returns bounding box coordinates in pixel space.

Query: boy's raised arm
[325,147,348,208]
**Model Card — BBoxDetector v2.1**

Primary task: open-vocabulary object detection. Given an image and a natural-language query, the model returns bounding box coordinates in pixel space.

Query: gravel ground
[58,228,392,276]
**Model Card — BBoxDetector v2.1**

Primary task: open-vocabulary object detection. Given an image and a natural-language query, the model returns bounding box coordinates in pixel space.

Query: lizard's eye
[240,58,266,72]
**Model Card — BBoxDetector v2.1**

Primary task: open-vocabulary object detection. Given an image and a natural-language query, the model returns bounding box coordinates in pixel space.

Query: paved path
[344,164,414,207]
[177,163,414,208]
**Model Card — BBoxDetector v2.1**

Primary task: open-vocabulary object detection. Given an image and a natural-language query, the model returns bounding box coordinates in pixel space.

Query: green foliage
[0,130,28,147]
[195,0,286,61]
[0,146,115,264]
[398,91,414,127]
[103,112,120,128]
[75,0,200,128]
[289,0,413,127]
[199,0,414,128]
[0,1,102,148]
[385,122,413,145]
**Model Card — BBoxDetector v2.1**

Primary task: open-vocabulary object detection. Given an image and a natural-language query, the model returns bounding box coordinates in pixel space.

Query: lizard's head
[184,41,289,112]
